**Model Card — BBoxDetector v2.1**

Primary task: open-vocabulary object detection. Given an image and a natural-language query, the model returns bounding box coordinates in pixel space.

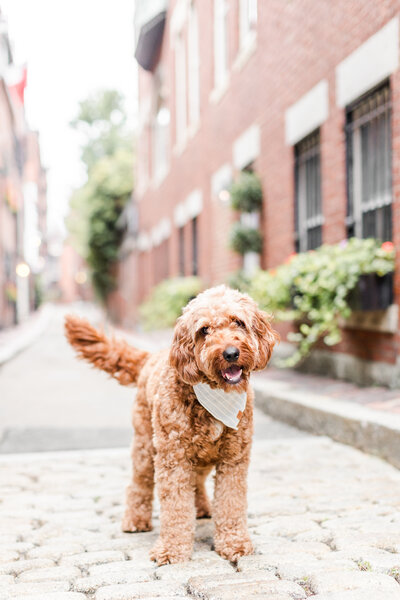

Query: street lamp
[16,262,30,278]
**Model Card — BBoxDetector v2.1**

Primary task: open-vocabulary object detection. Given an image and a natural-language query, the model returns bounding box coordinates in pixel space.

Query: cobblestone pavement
[1,432,400,599]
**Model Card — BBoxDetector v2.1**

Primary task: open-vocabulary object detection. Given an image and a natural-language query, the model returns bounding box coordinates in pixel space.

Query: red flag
[7,64,27,105]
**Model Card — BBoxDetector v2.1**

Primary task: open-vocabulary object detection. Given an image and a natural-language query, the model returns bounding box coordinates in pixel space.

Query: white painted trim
[137,232,152,252]
[336,17,399,108]
[174,202,187,227]
[173,189,203,227]
[211,163,233,197]
[285,80,329,146]
[186,188,203,219]
[233,124,260,170]
[150,217,172,247]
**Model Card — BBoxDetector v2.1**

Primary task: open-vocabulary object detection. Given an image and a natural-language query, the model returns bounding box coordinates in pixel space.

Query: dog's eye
[234,319,246,329]
[200,326,209,336]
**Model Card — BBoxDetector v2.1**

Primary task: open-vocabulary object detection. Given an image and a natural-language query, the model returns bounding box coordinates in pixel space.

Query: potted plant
[229,171,263,276]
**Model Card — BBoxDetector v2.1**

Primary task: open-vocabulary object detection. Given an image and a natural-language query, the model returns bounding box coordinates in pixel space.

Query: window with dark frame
[178,226,185,275]
[192,216,198,276]
[346,82,392,241]
[294,130,323,252]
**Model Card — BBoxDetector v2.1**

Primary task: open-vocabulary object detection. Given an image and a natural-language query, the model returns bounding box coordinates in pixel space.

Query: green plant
[249,238,395,366]
[230,223,263,255]
[139,277,203,331]
[357,560,372,571]
[5,282,17,303]
[66,89,134,302]
[227,269,252,293]
[230,171,263,213]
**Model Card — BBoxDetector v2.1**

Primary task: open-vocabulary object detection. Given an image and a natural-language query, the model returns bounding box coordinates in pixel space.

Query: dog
[64,285,278,565]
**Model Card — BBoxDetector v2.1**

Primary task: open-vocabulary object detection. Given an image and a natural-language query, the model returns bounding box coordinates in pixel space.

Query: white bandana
[193,382,247,430]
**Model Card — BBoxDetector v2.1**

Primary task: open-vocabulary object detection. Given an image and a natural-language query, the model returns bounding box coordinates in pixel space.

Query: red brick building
[0,14,47,329]
[118,0,400,386]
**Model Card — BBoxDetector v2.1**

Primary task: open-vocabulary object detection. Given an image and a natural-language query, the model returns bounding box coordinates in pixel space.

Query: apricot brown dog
[64,285,278,565]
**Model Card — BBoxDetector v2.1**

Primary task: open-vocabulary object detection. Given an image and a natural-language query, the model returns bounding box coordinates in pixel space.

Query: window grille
[346,83,392,241]
[294,130,323,252]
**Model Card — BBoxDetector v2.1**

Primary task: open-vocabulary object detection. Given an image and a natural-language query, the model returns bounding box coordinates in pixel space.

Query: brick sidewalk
[1,433,400,599]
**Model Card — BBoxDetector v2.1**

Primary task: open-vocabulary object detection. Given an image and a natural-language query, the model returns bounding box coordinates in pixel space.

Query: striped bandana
[193,382,247,430]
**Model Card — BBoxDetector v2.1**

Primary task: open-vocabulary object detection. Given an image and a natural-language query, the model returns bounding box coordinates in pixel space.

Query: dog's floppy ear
[169,315,201,385]
[252,309,279,371]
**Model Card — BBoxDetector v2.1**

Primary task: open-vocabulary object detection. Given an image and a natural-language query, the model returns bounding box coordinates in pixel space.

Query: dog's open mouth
[221,365,243,384]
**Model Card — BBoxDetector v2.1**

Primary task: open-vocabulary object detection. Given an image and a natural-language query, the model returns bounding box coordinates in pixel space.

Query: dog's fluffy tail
[64,315,149,387]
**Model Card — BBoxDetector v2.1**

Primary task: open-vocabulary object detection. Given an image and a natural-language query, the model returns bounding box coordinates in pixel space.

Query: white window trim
[285,80,329,146]
[233,30,257,72]
[235,0,257,70]
[336,17,399,108]
[187,1,200,131]
[233,124,260,170]
[174,31,188,155]
[211,0,229,101]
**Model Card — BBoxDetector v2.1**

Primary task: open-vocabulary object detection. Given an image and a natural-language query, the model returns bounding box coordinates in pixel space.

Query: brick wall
[118,0,400,367]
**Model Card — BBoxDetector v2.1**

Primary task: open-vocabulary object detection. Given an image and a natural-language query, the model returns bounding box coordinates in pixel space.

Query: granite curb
[0,304,53,367]
[252,377,400,469]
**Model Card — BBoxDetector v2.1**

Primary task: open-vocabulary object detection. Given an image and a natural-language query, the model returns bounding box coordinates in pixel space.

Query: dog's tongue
[222,365,242,382]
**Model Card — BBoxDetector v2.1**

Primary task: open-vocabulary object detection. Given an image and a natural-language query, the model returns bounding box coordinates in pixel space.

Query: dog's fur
[65,285,278,564]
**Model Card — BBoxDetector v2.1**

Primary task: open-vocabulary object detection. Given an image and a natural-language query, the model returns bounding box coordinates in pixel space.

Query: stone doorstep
[252,379,400,470]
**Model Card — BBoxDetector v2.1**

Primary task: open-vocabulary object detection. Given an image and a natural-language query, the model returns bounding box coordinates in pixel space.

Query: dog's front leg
[213,456,253,562]
[150,453,196,565]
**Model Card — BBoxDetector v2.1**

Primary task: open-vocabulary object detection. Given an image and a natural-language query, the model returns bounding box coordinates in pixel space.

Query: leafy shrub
[230,223,263,255]
[249,238,395,366]
[230,172,263,213]
[227,270,252,293]
[139,277,203,330]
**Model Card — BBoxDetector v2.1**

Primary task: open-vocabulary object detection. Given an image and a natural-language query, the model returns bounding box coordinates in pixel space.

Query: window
[152,98,170,184]
[213,0,228,89]
[175,32,187,147]
[192,217,198,275]
[188,1,200,127]
[346,83,392,241]
[294,130,323,252]
[239,0,257,49]
[178,226,185,275]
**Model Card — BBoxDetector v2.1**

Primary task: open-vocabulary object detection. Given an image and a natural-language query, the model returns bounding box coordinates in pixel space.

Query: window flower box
[348,272,393,312]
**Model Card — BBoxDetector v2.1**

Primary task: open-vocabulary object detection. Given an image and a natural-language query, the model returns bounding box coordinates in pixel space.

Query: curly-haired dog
[65,285,278,564]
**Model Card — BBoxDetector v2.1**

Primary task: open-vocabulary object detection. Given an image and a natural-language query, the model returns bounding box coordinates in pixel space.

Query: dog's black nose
[223,346,240,362]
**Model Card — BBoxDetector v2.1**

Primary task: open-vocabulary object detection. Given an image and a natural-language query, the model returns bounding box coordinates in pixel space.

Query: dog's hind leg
[122,389,154,533]
[195,467,212,519]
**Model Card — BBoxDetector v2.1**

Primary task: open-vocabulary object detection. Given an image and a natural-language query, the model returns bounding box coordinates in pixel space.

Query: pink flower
[285,252,297,264]
[381,241,394,252]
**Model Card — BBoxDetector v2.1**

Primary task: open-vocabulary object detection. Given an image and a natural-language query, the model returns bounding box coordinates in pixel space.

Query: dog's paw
[196,506,212,519]
[121,513,152,533]
[150,538,192,565]
[215,535,254,563]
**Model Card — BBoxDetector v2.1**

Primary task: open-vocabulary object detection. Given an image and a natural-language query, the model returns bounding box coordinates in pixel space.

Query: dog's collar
[193,382,246,430]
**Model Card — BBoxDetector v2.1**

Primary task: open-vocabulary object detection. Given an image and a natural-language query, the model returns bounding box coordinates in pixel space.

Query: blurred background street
[0,304,303,453]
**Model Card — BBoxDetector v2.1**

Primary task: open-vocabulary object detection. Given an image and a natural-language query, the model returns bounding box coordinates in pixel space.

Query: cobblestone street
[1,431,400,599]
[1,309,400,598]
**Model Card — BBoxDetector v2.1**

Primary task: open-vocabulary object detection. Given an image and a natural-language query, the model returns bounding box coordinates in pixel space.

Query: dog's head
[169,285,279,393]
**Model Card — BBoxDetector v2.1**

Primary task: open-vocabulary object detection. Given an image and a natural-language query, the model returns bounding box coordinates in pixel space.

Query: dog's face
[169,285,279,393]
